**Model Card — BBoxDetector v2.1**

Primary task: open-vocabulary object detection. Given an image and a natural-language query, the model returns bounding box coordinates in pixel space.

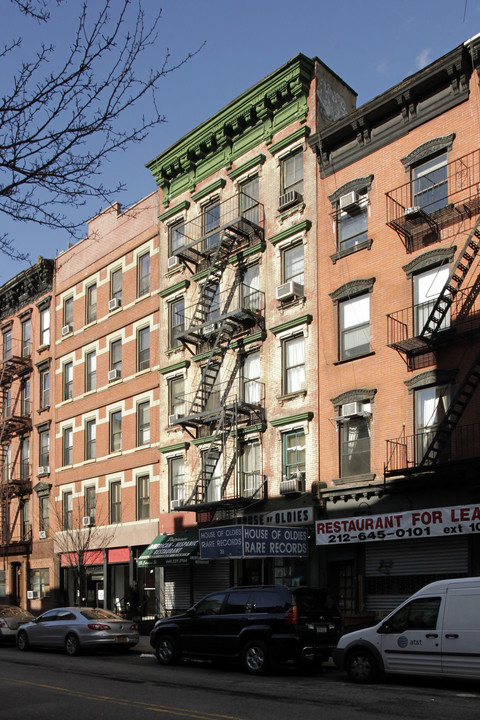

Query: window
[204,450,221,502]
[110,410,122,452]
[137,252,150,297]
[203,201,220,250]
[243,351,260,403]
[21,379,30,415]
[413,265,450,335]
[169,220,185,255]
[4,389,11,419]
[63,427,73,466]
[63,296,73,329]
[21,318,31,356]
[85,419,96,460]
[282,242,304,285]
[242,264,260,312]
[63,361,73,400]
[282,429,305,481]
[30,569,50,599]
[85,350,96,392]
[63,491,73,530]
[137,327,150,371]
[169,376,185,418]
[86,283,97,324]
[40,307,50,346]
[137,401,150,446]
[412,152,448,212]
[20,437,29,479]
[85,486,96,523]
[339,294,370,360]
[2,329,11,360]
[339,402,371,478]
[337,194,368,252]
[110,339,122,375]
[281,150,303,196]
[110,481,121,523]
[136,475,150,520]
[283,335,305,394]
[169,456,185,506]
[39,495,49,533]
[38,428,49,468]
[415,384,449,463]
[39,367,50,408]
[385,597,441,633]
[240,176,259,225]
[23,500,30,540]
[241,440,261,495]
[169,297,184,348]
[110,268,122,304]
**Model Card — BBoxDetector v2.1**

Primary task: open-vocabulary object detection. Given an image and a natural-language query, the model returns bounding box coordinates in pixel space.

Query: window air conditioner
[38,466,49,476]
[168,414,183,426]
[405,206,421,217]
[278,189,302,210]
[27,590,39,600]
[62,324,73,336]
[108,298,121,311]
[279,472,306,495]
[275,280,304,301]
[168,255,180,269]
[170,499,183,510]
[108,368,121,382]
[82,516,92,527]
[339,191,360,211]
[342,401,364,417]
[39,530,47,539]
[203,323,218,336]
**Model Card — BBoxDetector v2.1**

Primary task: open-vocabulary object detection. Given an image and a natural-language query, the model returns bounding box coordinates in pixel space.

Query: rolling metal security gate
[164,559,231,613]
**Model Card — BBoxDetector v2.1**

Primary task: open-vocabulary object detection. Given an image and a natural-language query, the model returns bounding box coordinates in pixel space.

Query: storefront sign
[200,525,309,559]
[316,503,480,545]
[239,507,313,526]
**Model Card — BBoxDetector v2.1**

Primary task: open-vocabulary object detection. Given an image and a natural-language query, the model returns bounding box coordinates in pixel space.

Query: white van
[333,577,480,683]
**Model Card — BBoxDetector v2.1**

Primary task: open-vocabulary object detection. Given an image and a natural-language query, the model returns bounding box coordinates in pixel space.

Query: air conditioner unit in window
[339,190,360,211]
[62,324,73,336]
[275,280,304,301]
[168,255,180,269]
[82,516,92,527]
[27,590,39,600]
[405,206,422,218]
[203,323,218,336]
[38,466,49,476]
[342,401,364,417]
[278,189,302,210]
[108,297,121,311]
[170,499,183,510]
[168,414,183,426]
[39,530,47,539]
[108,368,121,382]
[279,471,306,495]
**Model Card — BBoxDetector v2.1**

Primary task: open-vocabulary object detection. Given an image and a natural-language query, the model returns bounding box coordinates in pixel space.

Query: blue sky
[1,0,478,282]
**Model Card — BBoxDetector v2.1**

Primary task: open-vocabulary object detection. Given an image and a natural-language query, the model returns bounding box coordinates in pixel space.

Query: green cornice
[192,348,222,363]
[159,360,191,375]
[158,441,190,454]
[158,279,190,299]
[269,126,311,156]
[159,201,190,222]
[191,178,226,203]
[231,331,266,349]
[270,412,314,428]
[192,436,214,447]
[146,54,314,206]
[227,154,266,181]
[270,314,313,335]
[269,220,312,246]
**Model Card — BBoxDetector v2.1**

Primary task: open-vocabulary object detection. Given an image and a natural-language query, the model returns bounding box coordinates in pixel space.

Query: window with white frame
[39,365,50,408]
[282,242,304,286]
[168,376,185,418]
[243,351,261,404]
[110,481,121,523]
[85,350,96,392]
[239,176,259,225]
[2,329,11,360]
[339,294,370,360]
[136,475,150,520]
[242,264,260,312]
[169,297,184,348]
[63,426,73,466]
[412,152,448,212]
[413,264,450,335]
[339,401,371,478]
[38,427,49,468]
[137,326,150,371]
[21,317,31,357]
[40,306,50,346]
[282,429,305,482]
[282,335,305,394]
[63,296,73,330]
[203,200,221,250]
[241,440,261,495]
[414,384,450,463]
[281,150,303,196]
[29,568,50,599]
[63,361,73,400]
[137,252,150,297]
[110,410,122,452]
[85,486,96,523]
[86,283,97,324]
[169,219,186,255]
[62,491,72,530]
[85,418,96,460]
[137,401,150,446]
[169,456,185,506]
[110,267,122,304]
[337,193,368,252]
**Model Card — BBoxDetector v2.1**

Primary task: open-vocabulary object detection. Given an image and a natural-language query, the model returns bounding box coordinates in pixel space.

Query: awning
[137,530,199,567]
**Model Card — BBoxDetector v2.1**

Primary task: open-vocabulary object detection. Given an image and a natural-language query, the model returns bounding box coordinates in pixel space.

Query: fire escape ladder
[419,348,480,467]
[420,216,480,339]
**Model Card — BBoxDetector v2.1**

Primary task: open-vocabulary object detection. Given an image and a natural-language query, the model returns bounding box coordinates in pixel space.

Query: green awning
[137,530,199,567]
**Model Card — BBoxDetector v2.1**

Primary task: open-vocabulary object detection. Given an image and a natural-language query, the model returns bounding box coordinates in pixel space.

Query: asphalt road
[1,640,480,720]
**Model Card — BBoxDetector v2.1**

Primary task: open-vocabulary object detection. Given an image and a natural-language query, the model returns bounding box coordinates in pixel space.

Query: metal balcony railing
[180,473,267,511]
[385,422,480,475]
[173,380,265,427]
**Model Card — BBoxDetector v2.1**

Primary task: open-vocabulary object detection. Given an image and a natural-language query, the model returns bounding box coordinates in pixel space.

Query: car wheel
[17,631,30,651]
[65,633,81,657]
[242,639,270,675]
[346,649,378,683]
[155,634,180,665]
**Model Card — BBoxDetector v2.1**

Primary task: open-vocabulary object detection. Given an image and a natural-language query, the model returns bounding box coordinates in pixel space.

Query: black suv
[150,585,341,674]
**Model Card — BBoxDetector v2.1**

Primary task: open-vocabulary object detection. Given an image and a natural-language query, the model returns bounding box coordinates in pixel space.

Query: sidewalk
[135,634,154,655]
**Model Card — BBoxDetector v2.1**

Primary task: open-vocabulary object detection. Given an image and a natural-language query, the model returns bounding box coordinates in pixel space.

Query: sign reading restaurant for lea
[316,504,480,545]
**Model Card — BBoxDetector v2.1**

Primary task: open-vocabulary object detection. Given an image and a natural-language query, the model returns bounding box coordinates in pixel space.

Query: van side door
[441,585,480,678]
[379,596,443,676]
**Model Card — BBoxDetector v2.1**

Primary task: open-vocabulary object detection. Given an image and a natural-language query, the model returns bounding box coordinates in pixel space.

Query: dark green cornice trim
[159,442,190,454]
[269,220,312,246]
[270,412,314,427]
[269,126,310,156]
[231,331,266,349]
[159,201,190,222]
[159,360,191,375]
[191,178,226,203]
[192,348,222,363]
[270,314,313,335]
[227,154,266,181]
[158,279,190,299]
[192,436,214,447]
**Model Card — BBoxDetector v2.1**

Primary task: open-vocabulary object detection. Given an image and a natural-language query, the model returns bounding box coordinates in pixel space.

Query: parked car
[150,585,341,675]
[333,576,480,683]
[0,606,35,642]
[16,607,139,655]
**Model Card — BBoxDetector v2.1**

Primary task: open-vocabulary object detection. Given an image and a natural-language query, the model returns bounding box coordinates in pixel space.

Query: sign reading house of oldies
[316,504,480,545]
[200,525,309,559]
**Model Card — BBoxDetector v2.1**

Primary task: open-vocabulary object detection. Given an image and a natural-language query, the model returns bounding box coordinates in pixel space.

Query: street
[1,643,480,720]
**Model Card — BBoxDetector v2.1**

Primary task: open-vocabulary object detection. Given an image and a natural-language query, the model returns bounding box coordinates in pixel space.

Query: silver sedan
[0,606,35,642]
[16,607,139,655]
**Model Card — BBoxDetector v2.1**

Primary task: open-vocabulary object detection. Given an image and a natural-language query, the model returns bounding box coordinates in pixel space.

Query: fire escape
[170,192,266,519]
[0,346,33,556]
[385,148,480,477]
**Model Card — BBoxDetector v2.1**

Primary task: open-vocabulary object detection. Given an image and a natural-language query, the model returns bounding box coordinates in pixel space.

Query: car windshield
[80,609,121,620]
